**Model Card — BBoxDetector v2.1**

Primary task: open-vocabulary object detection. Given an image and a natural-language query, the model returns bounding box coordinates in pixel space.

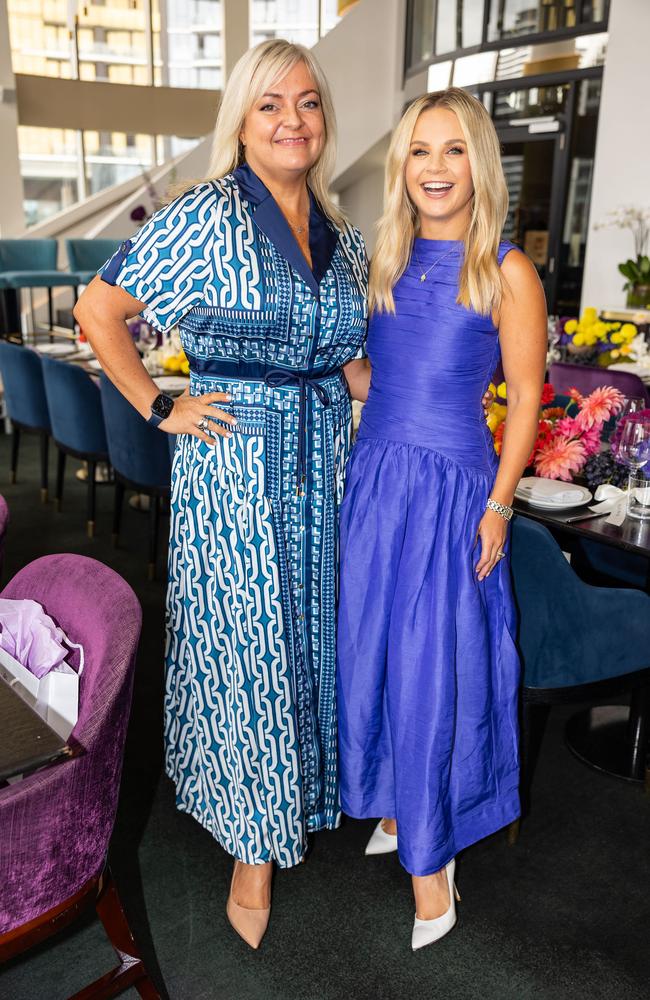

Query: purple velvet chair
[0,494,8,578]
[0,554,159,998]
[549,361,650,405]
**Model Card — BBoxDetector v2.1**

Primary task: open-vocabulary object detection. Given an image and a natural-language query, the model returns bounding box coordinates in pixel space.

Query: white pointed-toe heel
[365,819,398,856]
[411,859,461,951]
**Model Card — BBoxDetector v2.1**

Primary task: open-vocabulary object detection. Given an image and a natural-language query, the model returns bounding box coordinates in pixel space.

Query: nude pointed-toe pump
[411,859,461,951]
[226,865,271,950]
[365,819,398,856]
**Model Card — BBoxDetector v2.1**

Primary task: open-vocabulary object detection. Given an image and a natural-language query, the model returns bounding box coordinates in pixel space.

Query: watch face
[152,393,174,420]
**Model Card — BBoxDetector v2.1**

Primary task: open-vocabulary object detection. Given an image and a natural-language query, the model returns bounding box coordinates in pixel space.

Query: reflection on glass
[493,83,568,120]
[488,0,578,41]
[7,0,70,78]
[164,0,223,89]
[84,131,154,196]
[18,126,79,227]
[500,138,555,280]
[250,0,340,48]
[408,0,435,65]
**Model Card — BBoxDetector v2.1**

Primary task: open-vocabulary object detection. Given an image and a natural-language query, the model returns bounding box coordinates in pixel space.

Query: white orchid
[595,205,650,258]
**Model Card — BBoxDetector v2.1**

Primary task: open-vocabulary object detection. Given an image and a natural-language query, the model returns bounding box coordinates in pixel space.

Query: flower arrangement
[594,205,650,307]
[488,382,625,481]
[558,307,638,363]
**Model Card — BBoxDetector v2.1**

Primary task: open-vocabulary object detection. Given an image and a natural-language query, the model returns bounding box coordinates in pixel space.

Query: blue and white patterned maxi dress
[100,164,368,868]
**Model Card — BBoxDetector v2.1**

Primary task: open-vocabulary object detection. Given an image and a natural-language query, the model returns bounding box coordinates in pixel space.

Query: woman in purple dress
[337,89,547,950]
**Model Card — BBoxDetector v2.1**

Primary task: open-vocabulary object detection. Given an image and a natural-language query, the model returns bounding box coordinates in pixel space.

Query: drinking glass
[617,418,650,520]
[610,397,647,457]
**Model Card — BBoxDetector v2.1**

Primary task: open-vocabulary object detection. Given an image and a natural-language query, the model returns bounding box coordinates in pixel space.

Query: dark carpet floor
[1,432,649,1000]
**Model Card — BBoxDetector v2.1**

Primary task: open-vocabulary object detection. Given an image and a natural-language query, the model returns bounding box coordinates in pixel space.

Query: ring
[197,417,209,433]
[497,550,506,559]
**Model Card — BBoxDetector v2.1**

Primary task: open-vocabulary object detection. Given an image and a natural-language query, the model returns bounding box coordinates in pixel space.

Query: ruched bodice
[358,239,516,473]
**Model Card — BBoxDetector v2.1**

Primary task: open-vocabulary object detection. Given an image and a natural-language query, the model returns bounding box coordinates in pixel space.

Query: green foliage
[618,254,650,290]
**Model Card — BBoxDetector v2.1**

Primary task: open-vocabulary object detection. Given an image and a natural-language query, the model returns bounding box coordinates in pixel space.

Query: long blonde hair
[189,39,344,226]
[369,88,508,316]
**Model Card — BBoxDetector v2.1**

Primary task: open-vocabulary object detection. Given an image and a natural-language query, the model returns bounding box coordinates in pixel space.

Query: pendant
[420,274,426,282]
[296,226,305,235]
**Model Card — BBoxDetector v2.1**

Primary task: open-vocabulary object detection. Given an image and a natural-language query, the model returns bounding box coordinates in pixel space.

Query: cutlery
[563,510,611,523]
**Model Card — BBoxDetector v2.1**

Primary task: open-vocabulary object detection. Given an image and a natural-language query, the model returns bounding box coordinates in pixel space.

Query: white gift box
[0,645,82,740]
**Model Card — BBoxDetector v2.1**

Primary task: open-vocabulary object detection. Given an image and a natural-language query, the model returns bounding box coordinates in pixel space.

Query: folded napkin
[0,599,77,678]
[517,479,582,504]
[588,484,629,526]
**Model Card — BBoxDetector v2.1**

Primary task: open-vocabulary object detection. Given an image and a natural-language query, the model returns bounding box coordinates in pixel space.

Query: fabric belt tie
[264,369,332,496]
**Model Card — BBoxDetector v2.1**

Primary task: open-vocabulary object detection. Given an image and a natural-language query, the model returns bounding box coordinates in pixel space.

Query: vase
[626,284,650,309]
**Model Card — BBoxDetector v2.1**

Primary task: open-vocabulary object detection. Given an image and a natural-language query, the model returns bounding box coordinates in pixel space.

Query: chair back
[0,494,8,577]
[0,341,50,430]
[100,373,171,489]
[0,239,57,273]
[0,554,142,933]
[549,362,650,405]
[41,356,108,456]
[510,516,650,689]
[65,239,120,274]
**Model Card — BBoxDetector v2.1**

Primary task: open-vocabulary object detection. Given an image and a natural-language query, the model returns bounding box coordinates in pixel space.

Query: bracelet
[486,498,513,521]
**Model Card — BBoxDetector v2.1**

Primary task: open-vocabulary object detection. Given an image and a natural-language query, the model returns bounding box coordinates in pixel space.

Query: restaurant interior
[0,1,649,998]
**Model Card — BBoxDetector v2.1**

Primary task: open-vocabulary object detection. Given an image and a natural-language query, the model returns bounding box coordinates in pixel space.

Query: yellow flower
[610,331,624,344]
[620,323,637,341]
[497,381,507,399]
[620,344,632,356]
[564,319,578,334]
[164,356,182,372]
[180,359,190,375]
[488,381,497,397]
[582,307,598,324]
[611,349,620,359]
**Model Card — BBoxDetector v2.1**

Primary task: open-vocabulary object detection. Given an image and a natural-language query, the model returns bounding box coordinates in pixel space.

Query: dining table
[514,490,650,786]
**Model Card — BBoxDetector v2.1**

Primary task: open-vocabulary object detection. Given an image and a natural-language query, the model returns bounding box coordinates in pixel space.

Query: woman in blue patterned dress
[337,90,547,950]
[74,41,367,949]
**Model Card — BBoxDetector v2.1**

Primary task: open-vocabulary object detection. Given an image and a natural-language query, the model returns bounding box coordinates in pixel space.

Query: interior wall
[581,0,650,310]
[339,165,385,256]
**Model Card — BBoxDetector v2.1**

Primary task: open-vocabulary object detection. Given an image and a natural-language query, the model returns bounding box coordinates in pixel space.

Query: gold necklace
[413,243,458,282]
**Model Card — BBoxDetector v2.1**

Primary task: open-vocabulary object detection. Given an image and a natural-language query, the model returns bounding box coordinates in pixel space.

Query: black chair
[509,516,650,843]
[41,356,110,537]
[0,341,51,501]
[99,373,172,580]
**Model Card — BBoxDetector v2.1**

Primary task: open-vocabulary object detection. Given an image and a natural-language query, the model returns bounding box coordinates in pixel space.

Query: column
[0,0,25,235]
[223,0,250,82]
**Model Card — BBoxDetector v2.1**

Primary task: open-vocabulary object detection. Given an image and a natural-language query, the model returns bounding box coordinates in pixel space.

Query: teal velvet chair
[65,238,121,294]
[41,356,110,538]
[0,239,78,333]
[99,373,172,580]
[0,341,51,500]
[509,516,650,841]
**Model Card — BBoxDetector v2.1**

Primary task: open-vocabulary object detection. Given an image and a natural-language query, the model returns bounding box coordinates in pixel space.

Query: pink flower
[555,415,579,438]
[575,386,624,430]
[580,424,602,457]
[533,435,587,481]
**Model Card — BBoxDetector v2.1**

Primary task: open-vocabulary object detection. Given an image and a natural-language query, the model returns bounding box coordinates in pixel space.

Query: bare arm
[343,357,372,402]
[73,277,235,443]
[475,251,547,580]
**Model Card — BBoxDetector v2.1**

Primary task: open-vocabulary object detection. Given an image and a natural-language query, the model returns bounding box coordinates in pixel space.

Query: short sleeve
[99,182,218,332]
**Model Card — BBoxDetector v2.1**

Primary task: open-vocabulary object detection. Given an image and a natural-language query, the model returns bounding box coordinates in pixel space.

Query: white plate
[34,343,77,358]
[515,478,592,510]
[154,375,189,392]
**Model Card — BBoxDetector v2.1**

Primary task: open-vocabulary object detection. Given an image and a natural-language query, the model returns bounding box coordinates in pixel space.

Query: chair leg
[39,432,49,503]
[47,287,54,338]
[55,448,66,512]
[66,869,161,1000]
[87,460,97,538]
[10,425,20,484]
[148,494,160,581]
[112,480,125,547]
[627,684,650,781]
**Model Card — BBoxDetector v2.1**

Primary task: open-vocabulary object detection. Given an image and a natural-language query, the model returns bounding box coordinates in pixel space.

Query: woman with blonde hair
[74,39,368,949]
[336,88,547,949]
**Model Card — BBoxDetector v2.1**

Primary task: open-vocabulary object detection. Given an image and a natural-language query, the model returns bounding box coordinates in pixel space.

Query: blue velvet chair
[99,373,172,580]
[0,341,51,501]
[509,516,650,842]
[41,356,110,538]
[0,239,78,333]
[65,239,120,294]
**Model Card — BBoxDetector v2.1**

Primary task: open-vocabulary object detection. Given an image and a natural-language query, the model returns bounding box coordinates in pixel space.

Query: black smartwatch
[147,393,174,427]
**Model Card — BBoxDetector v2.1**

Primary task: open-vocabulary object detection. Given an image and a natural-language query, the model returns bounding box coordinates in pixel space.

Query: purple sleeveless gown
[337,239,521,876]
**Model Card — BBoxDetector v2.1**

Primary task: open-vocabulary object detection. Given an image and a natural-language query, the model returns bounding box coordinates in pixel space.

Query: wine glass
[610,397,647,457]
[617,418,650,519]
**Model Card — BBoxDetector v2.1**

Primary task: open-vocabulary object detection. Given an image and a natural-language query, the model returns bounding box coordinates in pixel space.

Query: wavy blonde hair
[174,39,344,225]
[369,88,508,316]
